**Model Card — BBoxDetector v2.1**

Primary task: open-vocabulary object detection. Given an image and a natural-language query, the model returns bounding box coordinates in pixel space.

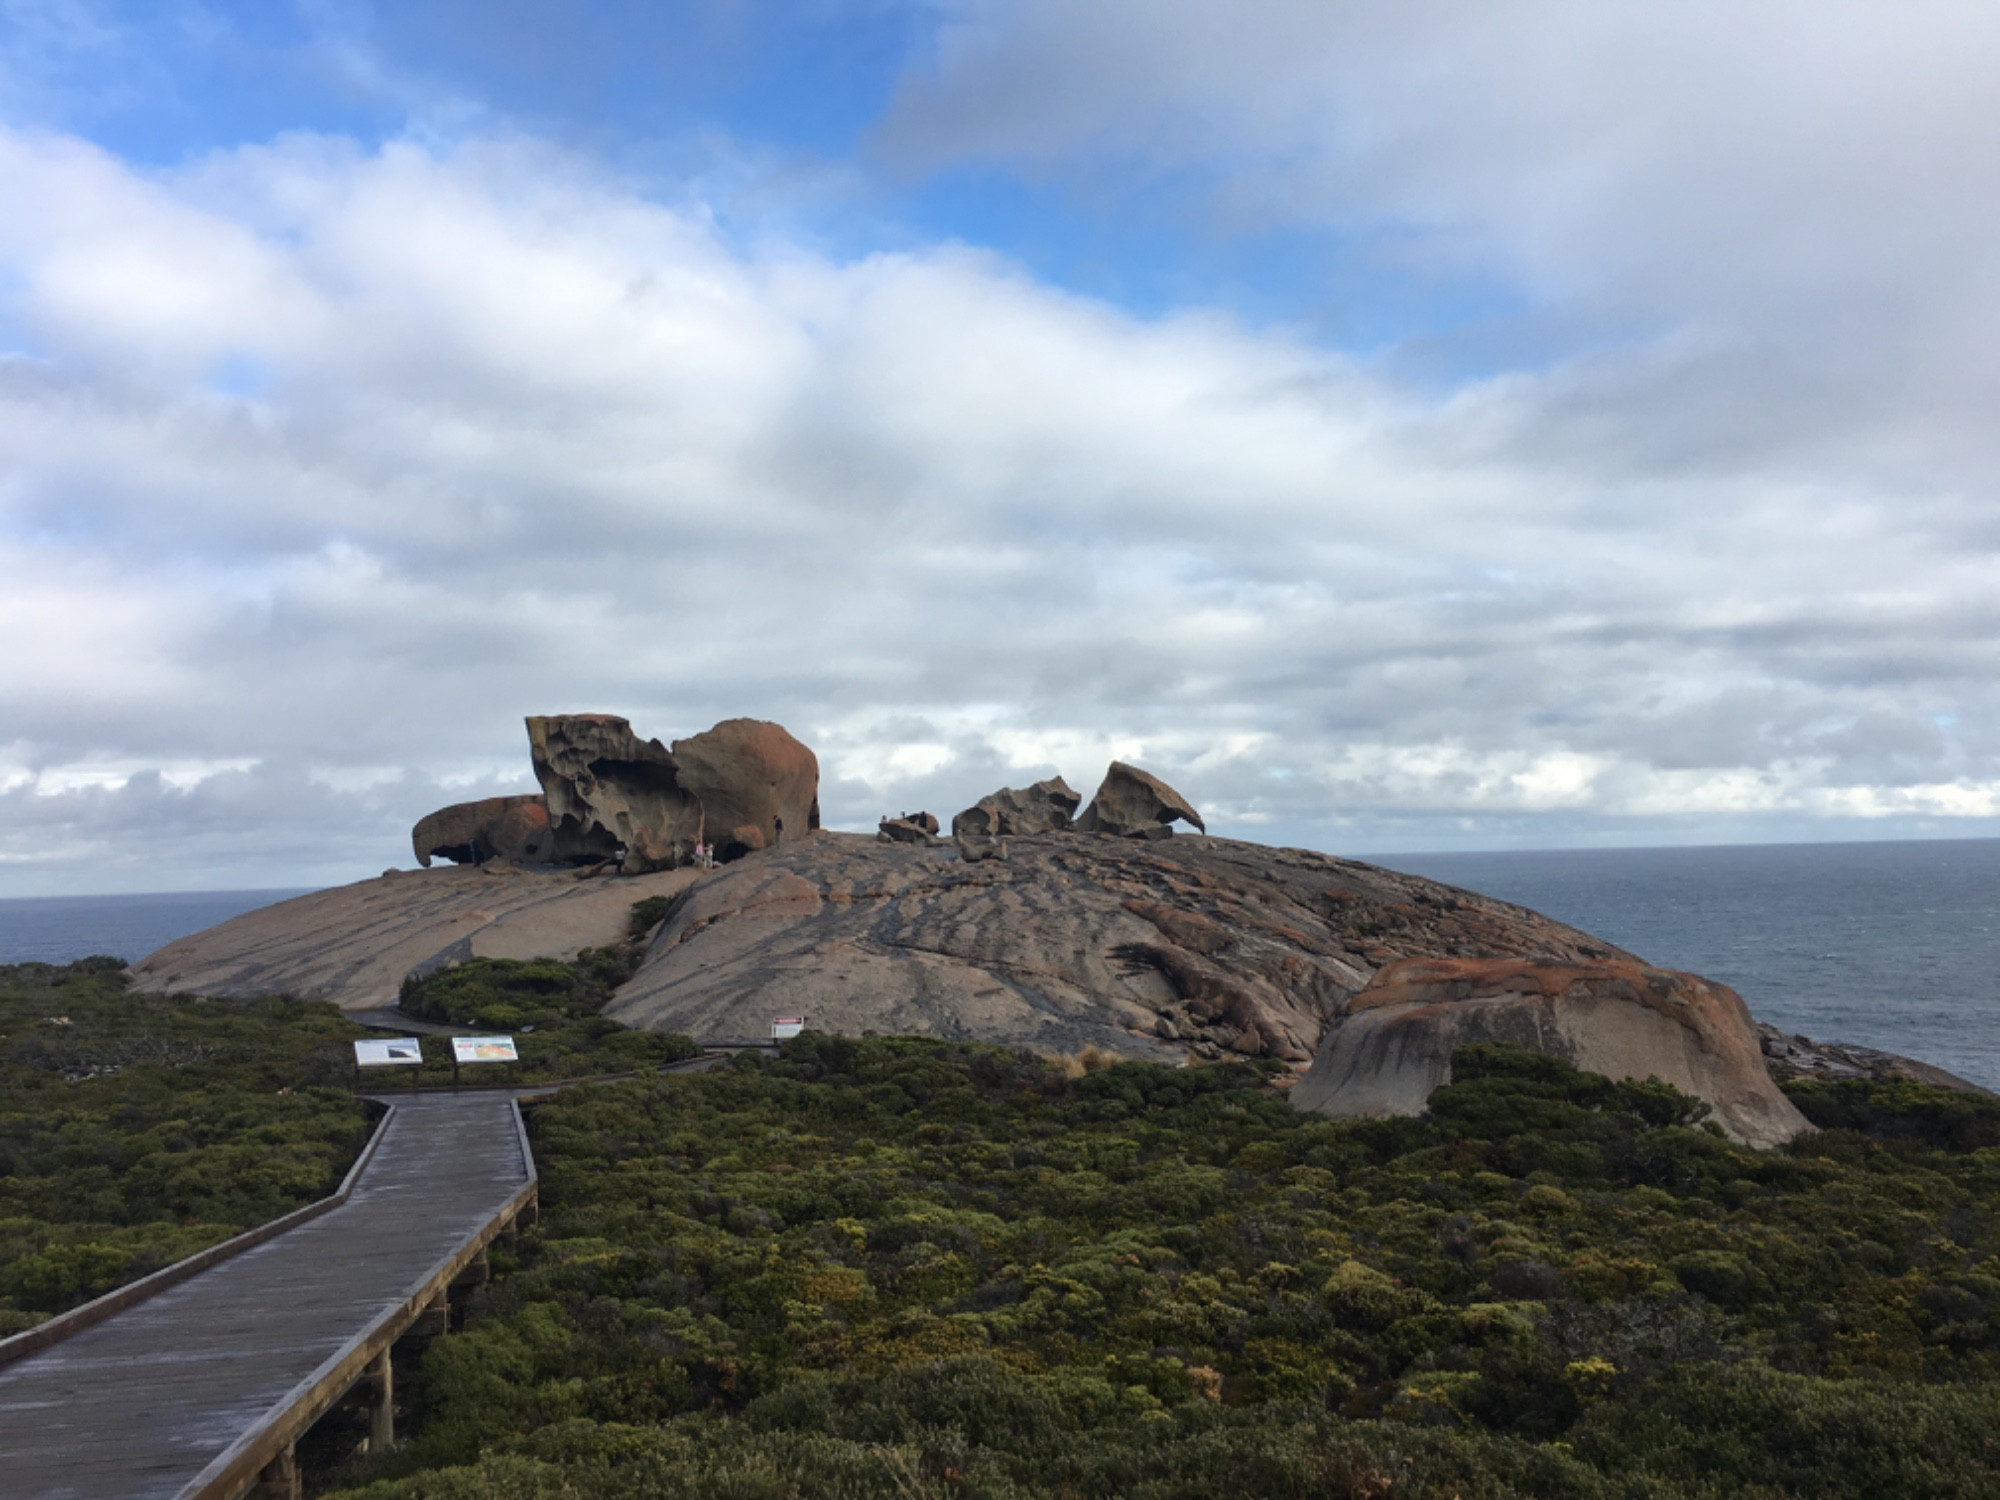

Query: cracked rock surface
[607,830,1630,1058]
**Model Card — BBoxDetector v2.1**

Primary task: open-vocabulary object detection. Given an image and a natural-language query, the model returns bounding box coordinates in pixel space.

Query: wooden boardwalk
[0,1092,535,1499]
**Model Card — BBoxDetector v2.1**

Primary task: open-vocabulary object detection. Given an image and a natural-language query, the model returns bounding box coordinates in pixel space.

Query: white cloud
[0,82,1998,892]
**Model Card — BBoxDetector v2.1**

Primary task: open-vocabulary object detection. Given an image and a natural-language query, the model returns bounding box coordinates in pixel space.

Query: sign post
[771,1017,805,1041]
[353,1037,424,1091]
[450,1036,519,1087]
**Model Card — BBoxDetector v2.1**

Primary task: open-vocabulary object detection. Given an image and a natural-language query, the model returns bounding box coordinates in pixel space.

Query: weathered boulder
[952,777,1082,837]
[527,714,699,873]
[1075,762,1204,838]
[524,713,819,875]
[879,814,939,845]
[1291,957,1812,1149]
[670,718,820,855]
[608,832,1630,1062]
[411,795,553,868]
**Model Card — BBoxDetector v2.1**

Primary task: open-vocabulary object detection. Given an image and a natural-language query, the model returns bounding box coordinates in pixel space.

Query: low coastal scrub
[324,1037,2000,1498]
[0,959,371,1330]
[392,922,699,1082]
[0,928,695,1328]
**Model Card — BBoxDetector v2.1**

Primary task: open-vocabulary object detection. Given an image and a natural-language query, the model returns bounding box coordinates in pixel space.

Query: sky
[3,0,2000,895]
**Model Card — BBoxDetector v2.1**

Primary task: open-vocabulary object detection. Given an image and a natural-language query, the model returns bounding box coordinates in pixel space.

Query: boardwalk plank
[0,1093,531,1500]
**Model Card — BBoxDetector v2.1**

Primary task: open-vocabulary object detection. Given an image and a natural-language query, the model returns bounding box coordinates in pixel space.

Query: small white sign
[452,1035,519,1063]
[354,1038,423,1067]
[771,1017,805,1040]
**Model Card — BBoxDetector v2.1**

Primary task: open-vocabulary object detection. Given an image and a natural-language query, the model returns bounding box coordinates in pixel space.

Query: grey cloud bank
[4,4,2000,893]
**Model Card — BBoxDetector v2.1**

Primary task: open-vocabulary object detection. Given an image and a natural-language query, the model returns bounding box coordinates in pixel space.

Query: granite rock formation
[878,813,940,845]
[1290,957,1811,1148]
[1759,1024,1992,1094]
[952,777,1082,838]
[1075,762,1205,839]
[669,718,820,856]
[527,714,697,872]
[411,795,553,868]
[127,862,704,1013]
[513,713,819,875]
[607,832,1629,1062]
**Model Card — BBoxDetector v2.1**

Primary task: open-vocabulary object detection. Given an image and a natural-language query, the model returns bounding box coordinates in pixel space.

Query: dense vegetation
[0,921,694,1329]
[13,925,2000,1496]
[0,959,371,1330]
[322,1035,2000,1499]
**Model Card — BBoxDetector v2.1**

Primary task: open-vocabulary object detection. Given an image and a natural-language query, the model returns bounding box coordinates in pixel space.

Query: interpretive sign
[451,1035,519,1063]
[353,1038,423,1066]
[771,1017,805,1040]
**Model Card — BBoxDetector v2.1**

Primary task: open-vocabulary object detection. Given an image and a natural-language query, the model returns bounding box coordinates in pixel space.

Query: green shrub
[307,1037,2000,1498]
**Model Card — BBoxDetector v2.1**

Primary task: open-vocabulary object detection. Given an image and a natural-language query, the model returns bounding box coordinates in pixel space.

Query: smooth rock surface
[608,831,1629,1059]
[1074,762,1205,838]
[411,795,552,868]
[126,864,703,1012]
[670,718,820,855]
[1292,957,1812,1148]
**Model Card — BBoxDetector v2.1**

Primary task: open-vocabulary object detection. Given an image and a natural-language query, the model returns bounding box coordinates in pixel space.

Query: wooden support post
[414,1286,449,1336]
[369,1349,394,1452]
[252,1443,301,1499]
[457,1248,490,1288]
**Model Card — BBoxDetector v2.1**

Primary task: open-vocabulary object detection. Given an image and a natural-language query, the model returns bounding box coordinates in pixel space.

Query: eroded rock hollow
[412,794,553,869]
[409,713,819,875]
[1290,957,1813,1148]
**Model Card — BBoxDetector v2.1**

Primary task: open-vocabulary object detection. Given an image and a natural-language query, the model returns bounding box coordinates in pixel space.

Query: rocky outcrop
[669,718,820,855]
[1758,1023,1992,1094]
[879,813,940,845]
[952,777,1082,838]
[411,795,553,868]
[527,714,698,873]
[1075,762,1205,839]
[518,713,819,875]
[608,832,1631,1062]
[126,863,704,1013]
[1291,957,1811,1149]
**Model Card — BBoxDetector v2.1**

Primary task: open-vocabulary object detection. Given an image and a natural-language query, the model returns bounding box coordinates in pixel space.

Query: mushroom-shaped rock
[951,777,1081,837]
[1291,957,1812,1149]
[670,718,820,857]
[411,795,553,868]
[1074,762,1204,839]
[526,714,702,874]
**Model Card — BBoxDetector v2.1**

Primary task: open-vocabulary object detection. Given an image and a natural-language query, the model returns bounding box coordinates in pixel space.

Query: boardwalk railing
[180,1102,540,1500]
[0,1103,398,1372]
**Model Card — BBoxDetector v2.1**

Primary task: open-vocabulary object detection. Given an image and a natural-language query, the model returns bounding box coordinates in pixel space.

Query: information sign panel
[771,1017,805,1040]
[354,1038,423,1066]
[452,1035,519,1063]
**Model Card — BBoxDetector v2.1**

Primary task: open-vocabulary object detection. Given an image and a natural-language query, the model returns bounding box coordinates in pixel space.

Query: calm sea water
[1377,840,2000,1093]
[0,890,314,967]
[3,839,1996,1090]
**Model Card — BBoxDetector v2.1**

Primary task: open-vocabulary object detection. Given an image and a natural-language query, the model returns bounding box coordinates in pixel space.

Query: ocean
[0,890,316,969]
[1376,839,2000,1093]
[1,837,1995,1091]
